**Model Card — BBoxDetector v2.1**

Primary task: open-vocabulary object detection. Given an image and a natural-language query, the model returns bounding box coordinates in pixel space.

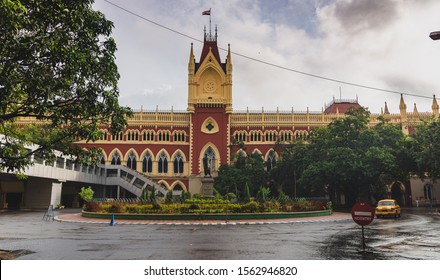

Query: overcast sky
[93,0,440,113]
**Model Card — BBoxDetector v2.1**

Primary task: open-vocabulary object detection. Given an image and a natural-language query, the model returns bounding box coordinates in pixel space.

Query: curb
[55,213,352,226]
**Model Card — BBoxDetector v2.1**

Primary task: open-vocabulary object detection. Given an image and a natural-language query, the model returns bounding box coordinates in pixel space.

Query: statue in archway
[203,156,211,177]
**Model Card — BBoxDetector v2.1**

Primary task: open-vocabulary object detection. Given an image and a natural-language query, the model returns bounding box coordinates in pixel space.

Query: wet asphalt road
[0,208,439,260]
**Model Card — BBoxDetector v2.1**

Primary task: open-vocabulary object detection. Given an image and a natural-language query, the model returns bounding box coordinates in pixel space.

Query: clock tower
[187,27,232,192]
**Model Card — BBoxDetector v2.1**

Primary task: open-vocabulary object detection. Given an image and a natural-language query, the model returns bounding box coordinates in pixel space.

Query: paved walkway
[55,211,352,226]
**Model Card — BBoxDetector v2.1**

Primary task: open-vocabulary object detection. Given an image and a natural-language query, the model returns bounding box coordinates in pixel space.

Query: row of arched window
[98,129,187,142]
[105,151,185,175]
[233,130,308,143]
[101,148,278,175]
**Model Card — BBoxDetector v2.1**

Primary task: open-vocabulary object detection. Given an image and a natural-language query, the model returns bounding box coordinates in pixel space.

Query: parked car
[375,199,401,218]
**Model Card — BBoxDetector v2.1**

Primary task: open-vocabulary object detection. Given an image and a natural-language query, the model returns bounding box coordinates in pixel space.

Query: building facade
[77,29,439,200]
[4,28,439,209]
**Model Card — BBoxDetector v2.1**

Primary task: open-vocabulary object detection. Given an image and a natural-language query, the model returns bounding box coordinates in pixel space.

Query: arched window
[234,131,246,142]
[112,132,123,141]
[173,131,186,142]
[127,151,137,170]
[158,152,168,173]
[173,153,184,174]
[142,153,152,173]
[111,152,121,165]
[143,131,154,141]
[173,184,184,191]
[99,130,108,141]
[267,151,276,171]
[280,131,292,142]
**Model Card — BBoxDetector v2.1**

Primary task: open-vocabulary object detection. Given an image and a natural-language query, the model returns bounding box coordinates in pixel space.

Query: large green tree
[215,151,267,200]
[0,0,132,172]
[411,118,440,180]
[269,140,310,198]
[271,108,412,206]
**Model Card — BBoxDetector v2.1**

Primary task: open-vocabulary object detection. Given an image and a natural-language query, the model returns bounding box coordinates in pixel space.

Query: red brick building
[77,28,439,196]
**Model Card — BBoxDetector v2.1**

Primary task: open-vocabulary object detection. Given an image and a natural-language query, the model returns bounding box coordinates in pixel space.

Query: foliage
[79,186,94,202]
[0,0,132,173]
[214,151,267,200]
[224,192,237,201]
[277,191,290,203]
[180,190,191,202]
[411,118,440,180]
[243,183,251,202]
[150,186,157,202]
[152,202,162,212]
[83,198,330,214]
[84,201,101,212]
[108,202,125,213]
[269,141,308,197]
[189,203,200,211]
[165,190,173,203]
[240,201,259,213]
[270,107,412,207]
[326,201,333,211]
[256,186,270,203]
[141,188,149,200]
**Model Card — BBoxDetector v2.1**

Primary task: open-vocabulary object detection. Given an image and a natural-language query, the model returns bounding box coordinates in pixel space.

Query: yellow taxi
[375,199,401,218]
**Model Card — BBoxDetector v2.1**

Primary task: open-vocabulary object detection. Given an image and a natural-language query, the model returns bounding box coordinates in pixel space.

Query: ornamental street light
[430,31,440,40]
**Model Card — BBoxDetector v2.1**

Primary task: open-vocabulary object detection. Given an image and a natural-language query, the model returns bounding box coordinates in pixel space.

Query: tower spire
[432,94,439,118]
[384,102,390,114]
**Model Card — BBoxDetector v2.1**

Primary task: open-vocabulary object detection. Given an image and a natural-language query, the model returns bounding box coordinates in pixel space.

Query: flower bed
[83,198,331,215]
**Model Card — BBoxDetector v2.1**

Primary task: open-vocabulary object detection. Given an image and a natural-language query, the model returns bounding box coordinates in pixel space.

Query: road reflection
[321,209,440,260]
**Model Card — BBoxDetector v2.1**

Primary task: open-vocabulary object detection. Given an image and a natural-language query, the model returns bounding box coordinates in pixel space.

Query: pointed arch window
[267,151,276,171]
[158,152,168,174]
[173,184,184,191]
[98,154,105,165]
[173,153,184,174]
[142,153,153,173]
[127,151,137,170]
[111,152,121,165]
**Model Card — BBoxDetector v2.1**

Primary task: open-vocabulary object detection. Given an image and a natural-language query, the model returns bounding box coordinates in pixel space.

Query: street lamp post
[430,31,440,40]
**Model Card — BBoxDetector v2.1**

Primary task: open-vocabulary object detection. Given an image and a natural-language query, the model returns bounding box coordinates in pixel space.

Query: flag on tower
[202,9,211,15]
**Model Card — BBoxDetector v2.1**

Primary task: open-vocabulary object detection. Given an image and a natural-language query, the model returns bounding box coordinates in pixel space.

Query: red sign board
[351,202,374,226]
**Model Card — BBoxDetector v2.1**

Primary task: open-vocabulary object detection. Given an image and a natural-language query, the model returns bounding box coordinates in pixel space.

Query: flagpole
[209,8,212,39]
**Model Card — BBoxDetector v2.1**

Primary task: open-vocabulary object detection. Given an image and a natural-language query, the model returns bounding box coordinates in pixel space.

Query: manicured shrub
[189,203,200,211]
[125,205,142,214]
[83,199,331,214]
[84,201,101,212]
[109,202,125,213]
[241,201,259,213]
[165,190,173,203]
[152,202,162,212]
